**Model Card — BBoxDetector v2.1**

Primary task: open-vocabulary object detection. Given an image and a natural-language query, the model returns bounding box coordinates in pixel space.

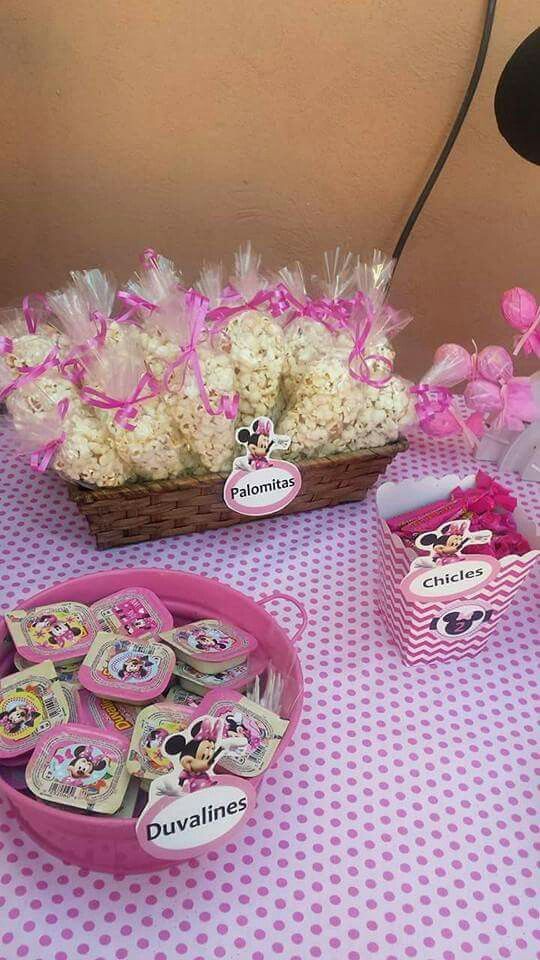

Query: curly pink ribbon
[411,384,480,449]
[81,371,161,430]
[346,293,394,387]
[164,289,239,420]
[206,288,277,329]
[0,348,59,402]
[22,293,52,334]
[29,398,70,473]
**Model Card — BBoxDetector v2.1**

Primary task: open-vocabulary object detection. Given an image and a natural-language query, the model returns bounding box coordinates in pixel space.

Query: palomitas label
[224,463,301,516]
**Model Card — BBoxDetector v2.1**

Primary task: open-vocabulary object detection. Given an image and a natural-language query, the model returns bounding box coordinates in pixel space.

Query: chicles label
[136,779,256,858]
[400,556,500,601]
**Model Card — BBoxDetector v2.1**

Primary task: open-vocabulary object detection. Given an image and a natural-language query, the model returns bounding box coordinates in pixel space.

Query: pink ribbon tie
[0,348,59,403]
[81,372,161,430]
[29,398,70,473]
[164,290,239,420]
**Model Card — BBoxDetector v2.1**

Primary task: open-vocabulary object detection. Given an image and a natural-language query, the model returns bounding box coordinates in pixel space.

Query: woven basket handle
[256,591,308,645]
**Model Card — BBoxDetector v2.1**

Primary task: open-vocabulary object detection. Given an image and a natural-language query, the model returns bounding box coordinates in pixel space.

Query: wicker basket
[68,438,408,548]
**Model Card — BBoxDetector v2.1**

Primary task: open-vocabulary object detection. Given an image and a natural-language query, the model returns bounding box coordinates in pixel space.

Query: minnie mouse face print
[136,714,256,860]
[195,689,289,778]
[410,519,492,569]
[5,602,98,663]
[78,633,174,703]
[0,661,70,760]
[25,724,131,814]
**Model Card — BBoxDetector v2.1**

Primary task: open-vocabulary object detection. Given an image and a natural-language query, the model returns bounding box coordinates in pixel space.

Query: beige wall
[2,0,539,378]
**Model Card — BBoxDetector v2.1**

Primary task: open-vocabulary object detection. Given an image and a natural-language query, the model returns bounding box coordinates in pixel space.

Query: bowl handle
[256,592,308,645]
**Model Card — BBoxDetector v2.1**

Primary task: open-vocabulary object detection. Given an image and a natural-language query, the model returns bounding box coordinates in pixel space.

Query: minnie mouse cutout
[136,715,256,860]
[410,519,492,569]
[147,715,247,801]
[234,417,291,472]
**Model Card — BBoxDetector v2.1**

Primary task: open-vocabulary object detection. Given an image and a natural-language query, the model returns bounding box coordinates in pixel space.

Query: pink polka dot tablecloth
[0,422,539,960]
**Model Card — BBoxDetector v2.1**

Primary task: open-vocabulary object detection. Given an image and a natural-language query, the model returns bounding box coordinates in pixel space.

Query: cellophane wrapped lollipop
[81,341,191,481]
[7,383,132,488]
[163,288,238,473]
[223,244,285,421]
[123,251,185,377]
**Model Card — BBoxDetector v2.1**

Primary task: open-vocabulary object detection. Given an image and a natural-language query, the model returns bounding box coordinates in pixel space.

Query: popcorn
[227,309,285,421]
[225,246,285,420]
[165,342,236,473]
[7,386,133,488]
[82,342,192,482]
[1,246,413,489]
[108,396,192,481]
[124,253,183,378]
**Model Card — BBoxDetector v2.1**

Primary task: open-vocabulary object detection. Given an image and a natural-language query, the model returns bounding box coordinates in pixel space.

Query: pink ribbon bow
[115,291,155,326]
[0,348,59,403]
[81,370,161,430]
[59,312,109,384]
[29,399,70,473]
[196,716,226,742]
[206,287,277,329]
[163,290,239,420]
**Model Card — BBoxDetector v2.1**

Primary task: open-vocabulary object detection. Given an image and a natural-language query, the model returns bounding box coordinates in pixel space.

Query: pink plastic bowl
[0,568,304,874]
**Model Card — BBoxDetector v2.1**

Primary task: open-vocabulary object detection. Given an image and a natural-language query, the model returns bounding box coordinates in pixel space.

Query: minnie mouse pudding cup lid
[160,619,258,675]
[0,661,70,760]
[198,688,289,778]
[174,652,266,696]
[5,603,99,664]
[78,633,175,703]
[90,589,173,640]
[78,688,140,738]
[25,723,131,814]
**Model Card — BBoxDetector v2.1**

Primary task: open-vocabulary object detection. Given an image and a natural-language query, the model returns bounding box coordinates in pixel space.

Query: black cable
[391,0,498,268]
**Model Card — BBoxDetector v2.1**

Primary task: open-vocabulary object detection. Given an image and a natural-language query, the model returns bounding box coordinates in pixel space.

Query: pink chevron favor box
[376,474,539,664]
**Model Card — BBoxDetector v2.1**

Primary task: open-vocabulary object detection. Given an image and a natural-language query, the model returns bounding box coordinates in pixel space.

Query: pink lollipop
[500,287,540,358]
[429,343,472,386]
[464,378,501,414]
[476,346,513,384]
